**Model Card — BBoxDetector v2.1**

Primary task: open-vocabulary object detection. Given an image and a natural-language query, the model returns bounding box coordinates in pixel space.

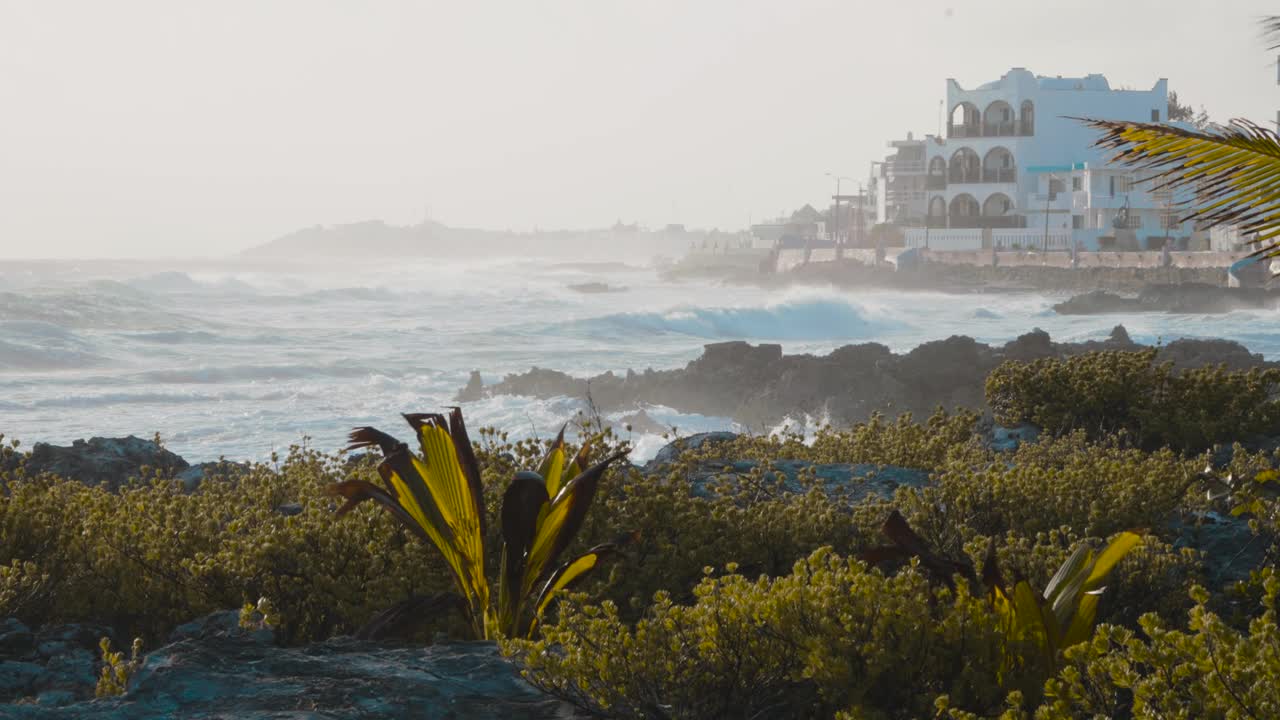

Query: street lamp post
[826,172,853,250]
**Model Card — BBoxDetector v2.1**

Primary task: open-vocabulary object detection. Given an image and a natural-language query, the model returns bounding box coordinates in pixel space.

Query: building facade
[875,134,928,225]
[905,68,1197,251]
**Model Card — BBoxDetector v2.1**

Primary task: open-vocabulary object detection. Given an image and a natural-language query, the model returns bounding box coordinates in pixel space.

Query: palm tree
[1079,17,1280,260]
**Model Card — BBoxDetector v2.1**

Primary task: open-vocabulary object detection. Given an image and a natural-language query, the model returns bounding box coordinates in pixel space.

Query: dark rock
[274,502,304,517]
[455,370,485,402]
[1001,328,1054,363]
[567,282,625,294]
[1169,511,1265,587]
[1053,290,1135,315]
[9,437,188,490]
[174,461,248,492]
[1055,283,1280,315]
[613,409,667,435]
[991,423,1041,452]
[469,331,1275,431]
[2,620,575,719]
[0,661,43,699]
[1157,338,1265,372]
[0,619,33,657]
[645,432,739,469]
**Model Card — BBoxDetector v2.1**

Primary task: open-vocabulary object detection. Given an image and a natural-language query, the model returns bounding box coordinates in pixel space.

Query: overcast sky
[2,0,1278,258]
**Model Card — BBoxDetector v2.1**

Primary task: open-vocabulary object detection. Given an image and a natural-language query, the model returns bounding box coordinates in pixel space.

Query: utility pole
[826,172,853,248]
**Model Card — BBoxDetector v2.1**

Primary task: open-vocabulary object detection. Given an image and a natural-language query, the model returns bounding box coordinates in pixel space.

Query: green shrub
[986,350,1280,452]
[0,446,455,644]
[686,409,984,471]
[1039,570,1280,719]
[899,432,1202,543]
[511,547,1031,719]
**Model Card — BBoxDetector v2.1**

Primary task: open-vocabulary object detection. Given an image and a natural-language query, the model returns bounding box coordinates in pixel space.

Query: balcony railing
[926,176,947,190]
[981,168,1017,184]
[886,160,925,175]
[948,170,981,184]
[944,216,1029,229]
[948,122,1034,139]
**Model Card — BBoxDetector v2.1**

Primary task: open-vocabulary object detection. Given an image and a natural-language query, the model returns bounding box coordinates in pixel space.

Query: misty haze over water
[4,252,1277,464]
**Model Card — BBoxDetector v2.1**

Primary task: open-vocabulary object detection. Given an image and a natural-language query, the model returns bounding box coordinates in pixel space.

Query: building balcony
[981,168,1017,184]
[926,176,947,190]
[929,216,1029,229]
[886,160,925,176]
[948,122,1034,139]
[948,170,982,184]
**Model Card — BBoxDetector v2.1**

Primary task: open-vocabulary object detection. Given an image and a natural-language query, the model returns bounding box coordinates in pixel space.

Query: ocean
[3,256,1279,464]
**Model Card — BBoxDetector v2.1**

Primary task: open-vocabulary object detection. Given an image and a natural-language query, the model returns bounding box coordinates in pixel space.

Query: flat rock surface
[2,614,576,719]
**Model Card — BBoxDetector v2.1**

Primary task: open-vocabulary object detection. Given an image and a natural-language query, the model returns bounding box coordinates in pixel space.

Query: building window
[1072,176,1083,191]
[1048,177,1064,200]
[1151,109,1160,122]
[1116,175,1134,193]
[1072,215,1084,229]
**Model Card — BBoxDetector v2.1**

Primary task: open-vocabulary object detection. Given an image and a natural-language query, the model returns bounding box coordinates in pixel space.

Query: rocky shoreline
[666,259,1231,295]
[1054,283,1280,314]
[460,326,1271,429]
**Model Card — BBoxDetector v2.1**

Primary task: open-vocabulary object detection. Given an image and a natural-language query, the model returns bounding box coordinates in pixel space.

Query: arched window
[949,194,980,227]
[982,147,1016,183]
[982,193,1013,217]
[1020,100,1035,135]
[949,148,981,184]
[983,101,1015,136]
[949,102,980,138]
[928,156,947,189]
[927,196,947,227]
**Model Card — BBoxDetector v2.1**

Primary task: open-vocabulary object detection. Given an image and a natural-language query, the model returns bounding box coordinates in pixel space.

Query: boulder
[10,437,188,490]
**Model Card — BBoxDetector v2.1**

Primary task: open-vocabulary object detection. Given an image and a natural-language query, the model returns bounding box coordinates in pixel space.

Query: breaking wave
[551,297,904,341]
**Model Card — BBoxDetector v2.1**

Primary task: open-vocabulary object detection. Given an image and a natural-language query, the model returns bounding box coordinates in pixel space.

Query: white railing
[905,228,983,250]
[992,229,1072,250]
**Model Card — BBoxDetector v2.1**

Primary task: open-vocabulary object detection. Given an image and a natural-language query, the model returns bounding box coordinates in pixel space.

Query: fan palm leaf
[1081,117,1280,259]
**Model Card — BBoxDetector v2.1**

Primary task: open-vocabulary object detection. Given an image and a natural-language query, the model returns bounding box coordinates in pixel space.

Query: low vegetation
[0,373,1277,716]
[986,349,1280,453]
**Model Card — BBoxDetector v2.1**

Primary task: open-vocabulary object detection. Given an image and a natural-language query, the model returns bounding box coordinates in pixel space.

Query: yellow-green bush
[898,432,1203,543]
[986,350,1280,452]
[511,547,1035,720]
[1038,570,1280,719]
[678,409,984,471]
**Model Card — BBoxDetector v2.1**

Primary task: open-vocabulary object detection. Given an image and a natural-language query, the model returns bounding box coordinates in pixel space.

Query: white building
[905,68,1197,251]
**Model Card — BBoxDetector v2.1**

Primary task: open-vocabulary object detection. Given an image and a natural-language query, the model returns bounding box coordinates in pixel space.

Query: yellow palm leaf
[1081,117,1280,260]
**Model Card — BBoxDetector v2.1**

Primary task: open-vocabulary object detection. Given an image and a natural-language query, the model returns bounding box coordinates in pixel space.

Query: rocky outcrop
[1,437,245,491]
[2,611,576,719]
[5,437,187,490]
[0,619,111,708]
[466,328,1261,428]
[1054,283,1280,315]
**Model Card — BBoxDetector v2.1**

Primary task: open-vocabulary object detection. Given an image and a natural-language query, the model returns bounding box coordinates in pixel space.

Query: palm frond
[1081,117,1280,259]
[1263,15,1280,49]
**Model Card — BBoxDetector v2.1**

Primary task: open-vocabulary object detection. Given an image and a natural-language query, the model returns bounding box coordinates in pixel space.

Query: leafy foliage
[1040,570,1280,719]
[986,350,1280,452]
[511,548,1025,719]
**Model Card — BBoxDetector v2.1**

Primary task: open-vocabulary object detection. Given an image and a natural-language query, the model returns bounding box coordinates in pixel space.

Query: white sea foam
[4,259,1280,464]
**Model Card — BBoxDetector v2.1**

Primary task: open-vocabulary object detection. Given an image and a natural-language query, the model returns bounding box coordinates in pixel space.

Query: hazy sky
[3,0,1278,258]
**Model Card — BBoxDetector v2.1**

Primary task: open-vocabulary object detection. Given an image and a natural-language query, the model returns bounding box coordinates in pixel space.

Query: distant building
[750,205,827,249]
[876,133,928,225]
[906,68,1195,251]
